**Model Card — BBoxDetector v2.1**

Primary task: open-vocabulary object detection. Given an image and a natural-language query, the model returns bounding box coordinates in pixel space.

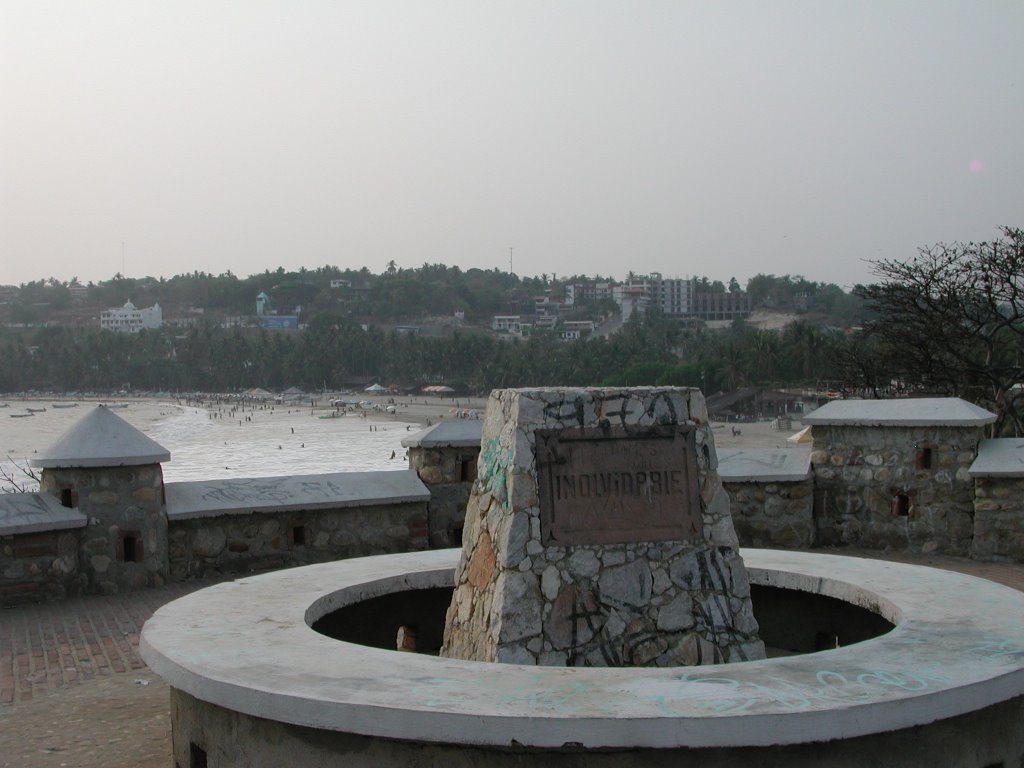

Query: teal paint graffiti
[649,666,953,716]
[966,637,1024,662]
[477,437,514,508]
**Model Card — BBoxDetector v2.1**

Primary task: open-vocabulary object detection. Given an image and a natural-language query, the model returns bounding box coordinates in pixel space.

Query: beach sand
[708,418,808,450]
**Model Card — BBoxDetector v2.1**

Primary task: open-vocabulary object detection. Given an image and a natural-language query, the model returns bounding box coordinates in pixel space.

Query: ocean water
[145,406,417,481]
[0,400,417,491]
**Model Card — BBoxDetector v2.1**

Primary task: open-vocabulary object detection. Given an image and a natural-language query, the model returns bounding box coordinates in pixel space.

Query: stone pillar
[441,387,764,667]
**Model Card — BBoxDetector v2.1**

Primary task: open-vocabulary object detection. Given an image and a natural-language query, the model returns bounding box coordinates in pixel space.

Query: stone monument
[441,387,765,666]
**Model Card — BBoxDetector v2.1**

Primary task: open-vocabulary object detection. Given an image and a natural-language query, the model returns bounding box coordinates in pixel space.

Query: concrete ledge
[141,549,1024,750]
[0,493,87,535]
[165,470,430,520]
[717,447,812,482]
[970,438,1024,477]
[802,397,996,427]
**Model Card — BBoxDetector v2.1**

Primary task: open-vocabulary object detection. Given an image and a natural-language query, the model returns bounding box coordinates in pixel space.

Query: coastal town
[2,230,1023,764]
[3,0,1023,764]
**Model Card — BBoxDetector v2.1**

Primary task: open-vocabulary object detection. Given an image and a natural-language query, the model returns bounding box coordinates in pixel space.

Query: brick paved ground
[0,578,224,707]
[0,577,225,768]
[0,553,1022,767]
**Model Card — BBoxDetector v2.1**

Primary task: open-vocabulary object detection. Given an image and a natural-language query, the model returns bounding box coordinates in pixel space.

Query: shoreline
[3,391,806,450]
[177,393,490,427]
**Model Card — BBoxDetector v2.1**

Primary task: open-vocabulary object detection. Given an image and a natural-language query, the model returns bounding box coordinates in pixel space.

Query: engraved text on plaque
[535,425,702,546]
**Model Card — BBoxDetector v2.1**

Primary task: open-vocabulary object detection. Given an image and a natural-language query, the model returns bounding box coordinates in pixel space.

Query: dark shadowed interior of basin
[311,584,895,658]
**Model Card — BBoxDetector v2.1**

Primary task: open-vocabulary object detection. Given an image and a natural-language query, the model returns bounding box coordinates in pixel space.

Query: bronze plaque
[535,425,702,546]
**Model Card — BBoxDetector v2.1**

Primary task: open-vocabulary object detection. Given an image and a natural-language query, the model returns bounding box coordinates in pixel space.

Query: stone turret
[31,405,171,593]
[803,397,995,554]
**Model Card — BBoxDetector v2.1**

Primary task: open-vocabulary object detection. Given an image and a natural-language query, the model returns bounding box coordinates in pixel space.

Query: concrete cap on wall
[30,404,171,469]
[0,492,87,535]
[802,397,996,427]
[717,446,812,482]
[969,438,1024,477]
[400,421,483,449]
[165,469,430,520]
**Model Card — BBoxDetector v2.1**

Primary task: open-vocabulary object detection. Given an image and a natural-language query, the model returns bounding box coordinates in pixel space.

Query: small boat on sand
[26,407,47,413]
[10,413,33,418]
[52,403,79,408]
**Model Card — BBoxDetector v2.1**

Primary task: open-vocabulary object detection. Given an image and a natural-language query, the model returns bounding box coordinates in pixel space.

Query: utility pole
[509,246,514,274]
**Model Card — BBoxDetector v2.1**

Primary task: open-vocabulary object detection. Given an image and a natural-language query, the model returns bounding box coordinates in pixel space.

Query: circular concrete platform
[141,549,1024,760]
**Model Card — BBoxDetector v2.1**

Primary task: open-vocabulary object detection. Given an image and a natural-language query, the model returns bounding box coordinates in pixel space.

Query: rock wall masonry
[810,425,982,555]
[441,387,765,667]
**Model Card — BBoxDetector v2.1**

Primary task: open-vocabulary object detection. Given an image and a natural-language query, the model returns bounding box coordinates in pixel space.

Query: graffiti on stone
[475,438,512,508]
[199,477,345,505]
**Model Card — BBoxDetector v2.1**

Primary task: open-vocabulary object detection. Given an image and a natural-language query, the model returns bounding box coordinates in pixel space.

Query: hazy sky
[2,1,1021,289]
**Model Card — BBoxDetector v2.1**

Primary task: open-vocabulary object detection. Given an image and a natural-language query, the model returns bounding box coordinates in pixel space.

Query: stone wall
[40,464,168,593]
[167,502,429,580]
[726,479,814,549]
[0,530,84,603]
[972,476,1024,562]
[408,446,476,548]
[810,425,981,555]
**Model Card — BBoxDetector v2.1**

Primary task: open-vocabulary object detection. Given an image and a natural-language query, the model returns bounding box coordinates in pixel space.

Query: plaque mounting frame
[534,424,702,547]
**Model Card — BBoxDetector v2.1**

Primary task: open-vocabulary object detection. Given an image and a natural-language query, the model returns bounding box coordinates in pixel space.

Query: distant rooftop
[0,493,87,536]
[717,446,812,483]
[970,439,1024,477]
[30,405,171,469]
[802,398,996,427]
[401,420,483,449]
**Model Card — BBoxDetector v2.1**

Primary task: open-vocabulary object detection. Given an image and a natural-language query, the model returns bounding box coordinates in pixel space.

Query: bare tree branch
[850,227,1024,435]
[0,456,41,494]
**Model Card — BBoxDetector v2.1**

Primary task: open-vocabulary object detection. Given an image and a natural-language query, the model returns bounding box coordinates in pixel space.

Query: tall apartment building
[565,282,614,305]
[613,274,750,322]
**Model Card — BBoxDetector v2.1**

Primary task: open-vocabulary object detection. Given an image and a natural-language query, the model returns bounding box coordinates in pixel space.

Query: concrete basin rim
[299,561,906,633]
[140,548,1024,749]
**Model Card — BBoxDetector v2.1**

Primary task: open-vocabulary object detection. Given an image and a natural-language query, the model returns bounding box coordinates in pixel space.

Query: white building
[492,316,522,333]
[612,274,749,322]
[559,320,596,341]
[655,277,695,316]
[100,300,162,333]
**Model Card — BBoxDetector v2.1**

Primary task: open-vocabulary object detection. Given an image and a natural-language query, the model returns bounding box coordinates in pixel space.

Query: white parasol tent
[787,425,813,444]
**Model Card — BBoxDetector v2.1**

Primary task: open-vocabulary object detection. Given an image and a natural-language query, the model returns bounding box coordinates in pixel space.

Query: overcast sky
[2,1,1021,289]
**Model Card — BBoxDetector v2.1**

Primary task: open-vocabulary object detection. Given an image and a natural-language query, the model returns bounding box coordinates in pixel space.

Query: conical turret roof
[30,405,171,469]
